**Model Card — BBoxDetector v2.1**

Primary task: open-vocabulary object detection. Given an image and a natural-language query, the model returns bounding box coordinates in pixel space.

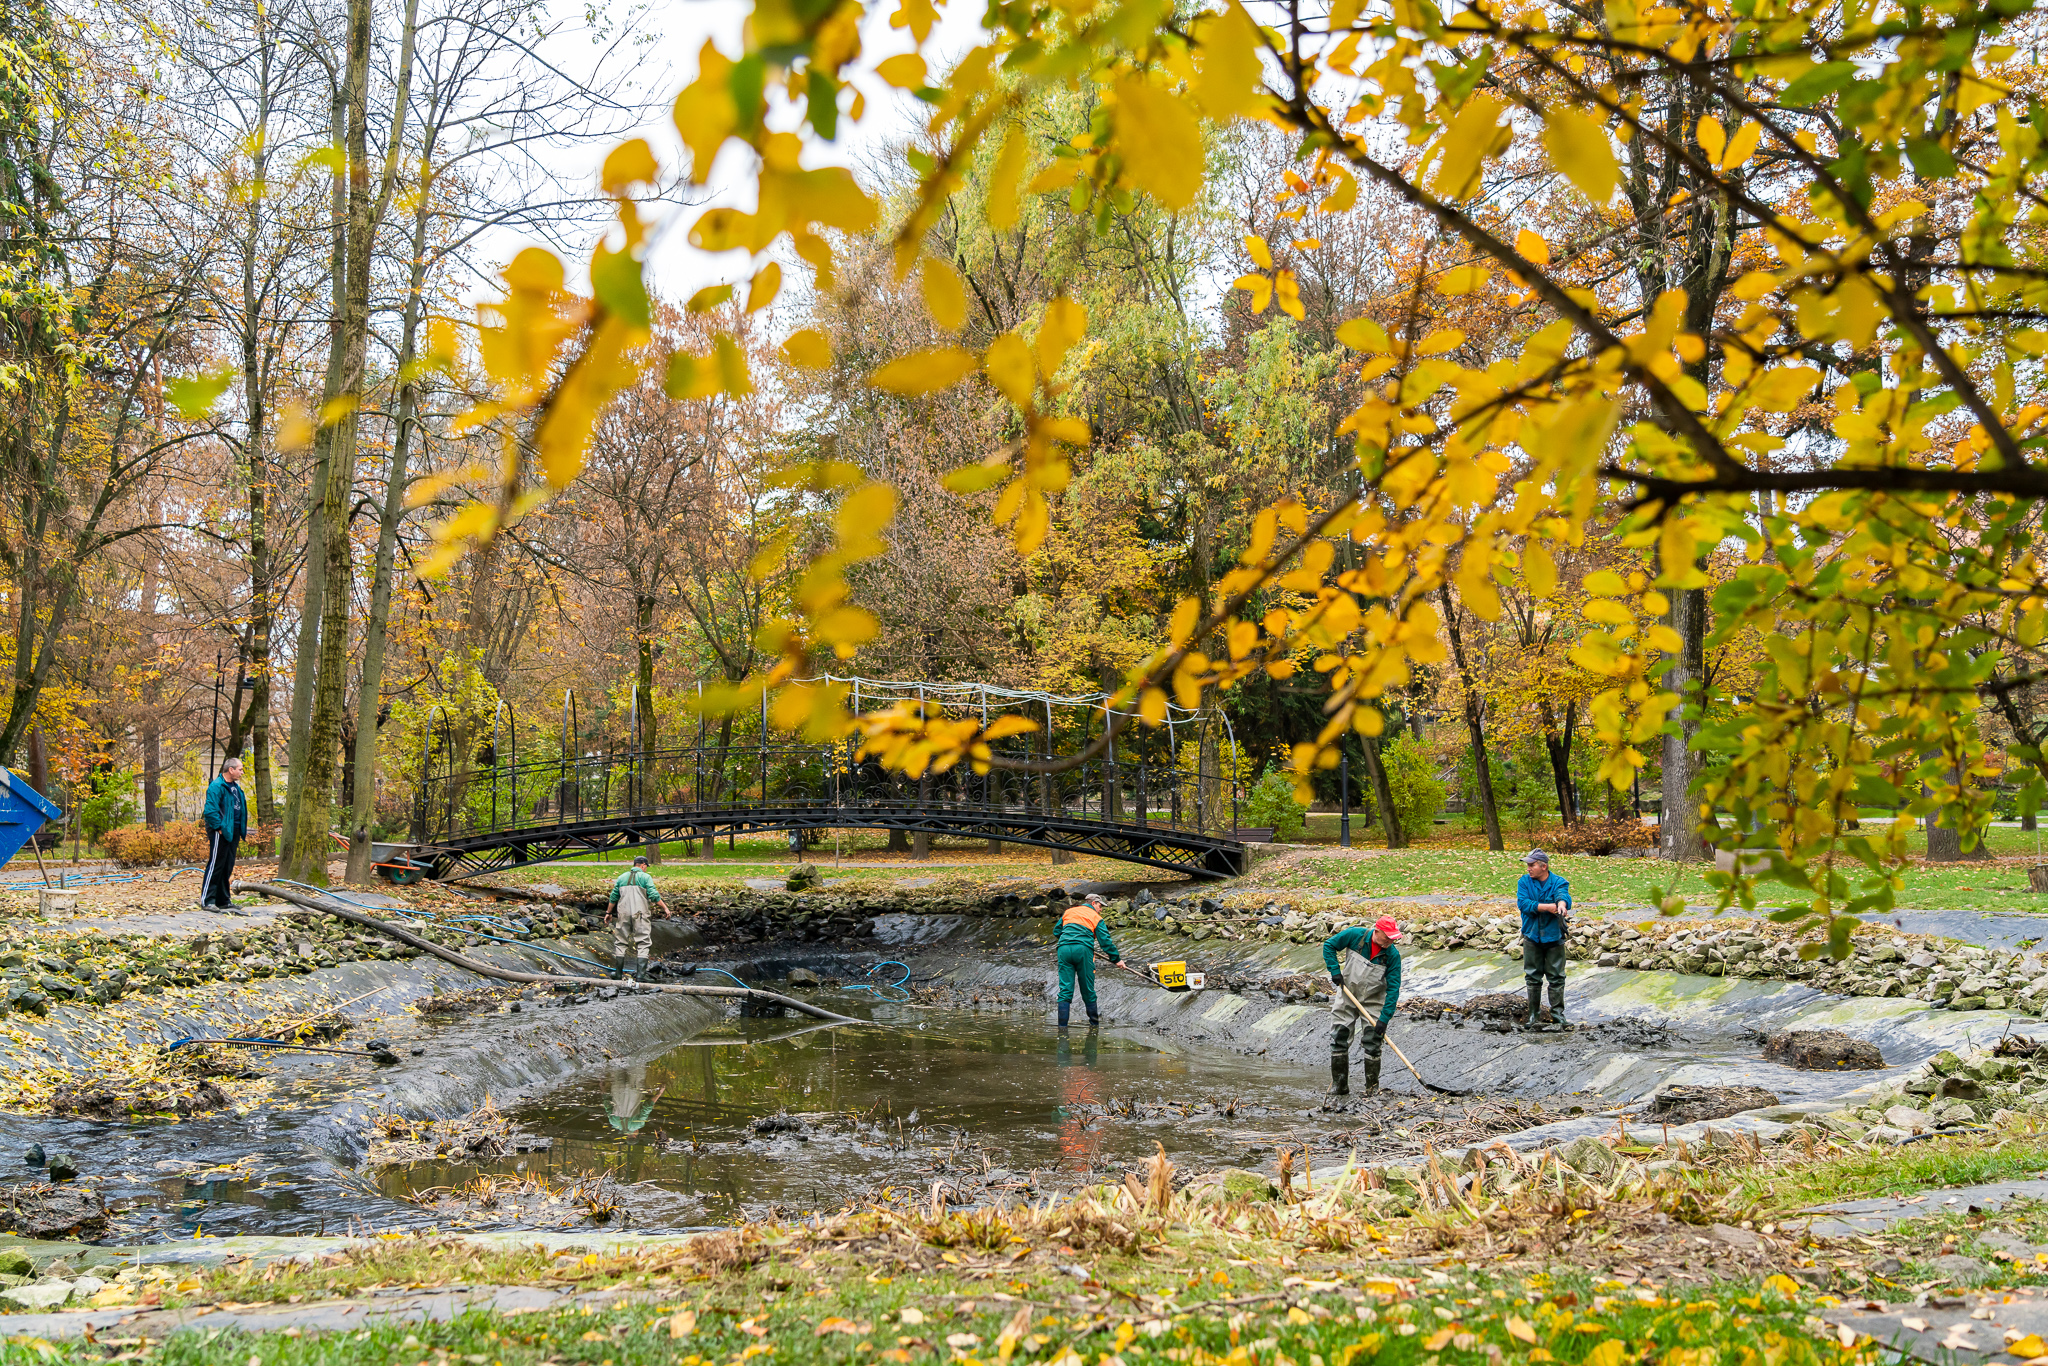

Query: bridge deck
[411,800,1247,880]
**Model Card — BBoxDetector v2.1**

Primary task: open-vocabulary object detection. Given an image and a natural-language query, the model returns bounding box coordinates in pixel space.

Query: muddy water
[370,1002,1344,1226]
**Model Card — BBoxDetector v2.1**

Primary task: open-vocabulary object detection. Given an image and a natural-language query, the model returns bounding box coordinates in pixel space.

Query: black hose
[234,881,869,1026]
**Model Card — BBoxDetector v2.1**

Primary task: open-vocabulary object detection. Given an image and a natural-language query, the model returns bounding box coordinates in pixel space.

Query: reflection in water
[1053,1029,1102,1171]
[606,1063,660,1134]
[371,1005,1317,1224]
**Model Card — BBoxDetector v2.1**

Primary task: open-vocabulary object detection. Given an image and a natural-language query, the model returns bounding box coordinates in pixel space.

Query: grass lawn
[1248,844,2048,917]
[0,1266,1847,1366]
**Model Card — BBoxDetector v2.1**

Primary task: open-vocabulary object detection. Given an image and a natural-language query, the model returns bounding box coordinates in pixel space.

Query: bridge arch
[400,676,1253,881]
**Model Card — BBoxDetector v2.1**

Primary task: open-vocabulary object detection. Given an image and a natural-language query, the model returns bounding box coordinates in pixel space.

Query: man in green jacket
[607,855,663,980]
[1055,893,1121,1029]
[1322,915,1403,1096]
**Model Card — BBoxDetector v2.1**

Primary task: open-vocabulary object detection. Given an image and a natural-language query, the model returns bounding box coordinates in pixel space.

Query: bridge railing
[411,739,1244,848]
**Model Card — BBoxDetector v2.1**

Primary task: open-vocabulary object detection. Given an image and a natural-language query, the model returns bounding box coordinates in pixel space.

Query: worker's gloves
[1369,1021,1387,1043]
[1330,973,1343,987]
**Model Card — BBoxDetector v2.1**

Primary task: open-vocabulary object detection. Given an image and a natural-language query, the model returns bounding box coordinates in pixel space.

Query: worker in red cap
[1321,915,1403,1096]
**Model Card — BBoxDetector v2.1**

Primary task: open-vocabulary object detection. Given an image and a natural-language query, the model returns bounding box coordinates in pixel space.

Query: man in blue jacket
[1323,915,1402,1096]
[1517,849,1573,1029]
[200,758,249,911]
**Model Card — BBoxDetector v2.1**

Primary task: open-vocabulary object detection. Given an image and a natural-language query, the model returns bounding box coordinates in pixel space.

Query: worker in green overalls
[607,855,663,980]
[1323,914,1404,1096]
[1055,893,1121,1029]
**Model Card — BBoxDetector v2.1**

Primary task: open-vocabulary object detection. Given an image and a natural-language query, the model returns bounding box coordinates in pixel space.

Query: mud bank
[859,913,2012,1105]
[0,916,724,1240]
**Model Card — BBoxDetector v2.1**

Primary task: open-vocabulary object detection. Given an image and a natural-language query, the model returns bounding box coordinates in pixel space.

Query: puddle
[369,1004,1336,1226]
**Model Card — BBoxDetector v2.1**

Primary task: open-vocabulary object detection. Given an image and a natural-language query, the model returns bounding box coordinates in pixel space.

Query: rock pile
[1081,891,2048,1015]
[1839,1038,2048,1140]
[0,901,592,1021]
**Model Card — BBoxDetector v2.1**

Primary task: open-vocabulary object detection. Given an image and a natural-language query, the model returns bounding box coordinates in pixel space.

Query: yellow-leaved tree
[429,0,2048,946]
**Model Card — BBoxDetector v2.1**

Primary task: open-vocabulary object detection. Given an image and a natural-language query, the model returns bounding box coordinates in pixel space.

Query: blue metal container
[0,769,62,869]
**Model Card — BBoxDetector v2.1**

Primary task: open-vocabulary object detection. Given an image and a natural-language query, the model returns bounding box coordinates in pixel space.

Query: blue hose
[691,967,752,990]
[273,878,394,910]
[844,960,912,1001]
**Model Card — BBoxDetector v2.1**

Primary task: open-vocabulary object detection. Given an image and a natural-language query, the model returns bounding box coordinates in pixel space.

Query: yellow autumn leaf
[1035,295,1086,375]
[1235,273,1272,313]
[782,328,832,369]
[1244,234,1273,268]
[942,459,1010,494]
[1761,1274,1800,1298]
[601,138,658,193]
[1029,159,1082,194]
[1505,1317,1537,1344]
[275,404,314,452]
[1720,120,1761,169]
[1139,688,1168,724]
[1516,228,1551,267]
[1524,539,1557,597]
[985,332,1034,406]
[1168,595,1201,644]
[746,262,782,313]
[672,42,738,184]
[1274,270,1304,319]
[871,346,978,395]
[2009,1336,2047,1359]
[1430,94,1509,199]
[320,393,359,426]
[1581,1341,1626,1366]
[875,53,927,89]
[1113,76,1203,210]
[922,258,966,330]
[687,283,733,313]
[1416,328,1464,355]
[986,126,1030,231]
[839,484,896,536]
[1695,114,1726,165]
[1437,265,1486,295]
[1190,1,1266,119]
[1542,106,1618,203]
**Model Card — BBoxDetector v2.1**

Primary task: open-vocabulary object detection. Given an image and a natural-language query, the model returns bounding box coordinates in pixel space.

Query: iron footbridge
[395,678,1254,882]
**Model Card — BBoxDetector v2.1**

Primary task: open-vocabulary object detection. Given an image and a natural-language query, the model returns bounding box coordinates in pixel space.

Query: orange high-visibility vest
[1061,904,1102,933]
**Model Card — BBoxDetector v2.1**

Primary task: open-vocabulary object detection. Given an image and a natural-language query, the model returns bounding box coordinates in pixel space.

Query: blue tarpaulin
[0,769,62,868]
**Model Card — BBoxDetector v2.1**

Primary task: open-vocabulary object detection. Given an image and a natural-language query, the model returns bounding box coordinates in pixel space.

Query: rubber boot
[629,957,646,982]
[1360,1053,1381,1094]
[1328,1051,1349,1096]
[1058,1001,1071,1029]
[1520,982,1543,1030]
[613,957,628,981]
[1549,985,1570,1031]
[1086,1001,1100,1028]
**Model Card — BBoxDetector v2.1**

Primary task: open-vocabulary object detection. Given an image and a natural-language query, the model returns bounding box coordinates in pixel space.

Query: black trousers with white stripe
[201,830,238,909]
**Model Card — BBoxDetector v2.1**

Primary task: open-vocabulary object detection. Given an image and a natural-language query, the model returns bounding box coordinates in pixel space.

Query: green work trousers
[1056,943,1097,1006]
[1523,937,1567,994]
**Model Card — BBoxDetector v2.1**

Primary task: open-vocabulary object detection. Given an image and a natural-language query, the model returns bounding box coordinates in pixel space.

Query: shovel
[1338,982,1472,1097]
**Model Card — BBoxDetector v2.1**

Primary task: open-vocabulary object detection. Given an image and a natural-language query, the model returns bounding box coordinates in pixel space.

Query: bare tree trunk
[1540,700,1579,826]
[1362,733,1405,848]
[343,174,433,886]
[1438,584,1502,851]
[1659,581,1709,861]
[283,0,416,882]
[636,591,661,865]
[277,65,348,867]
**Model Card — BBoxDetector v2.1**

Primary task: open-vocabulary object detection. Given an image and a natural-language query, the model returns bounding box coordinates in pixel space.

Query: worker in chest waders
[1056,893,1121,1029]
[1517,849,1574,1030]
[607,855,662,981]
[1322,915,1403,1096]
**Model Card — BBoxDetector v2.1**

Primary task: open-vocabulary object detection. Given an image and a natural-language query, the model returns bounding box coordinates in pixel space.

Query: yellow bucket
[1152,959,1189,992]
